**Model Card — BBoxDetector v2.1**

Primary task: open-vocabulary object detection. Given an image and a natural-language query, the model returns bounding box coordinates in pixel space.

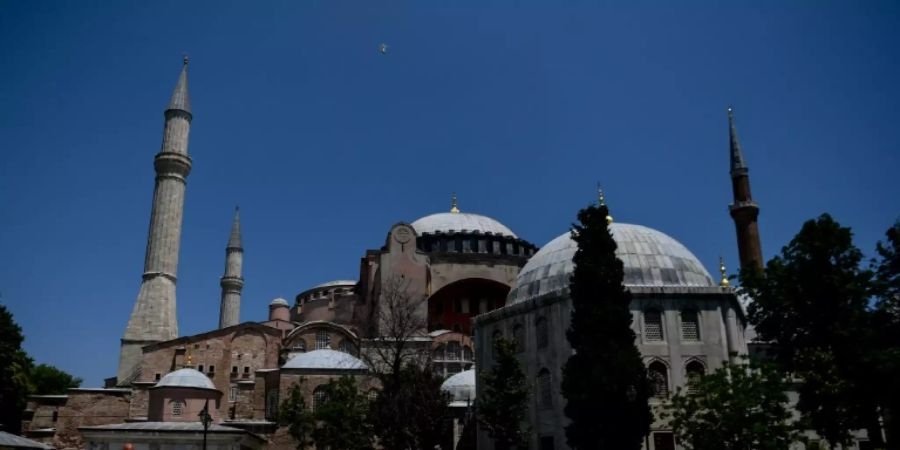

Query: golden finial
[597,183,613,224]
[450,192,460,213]
[719,256,730,287]
[185,346,193,367]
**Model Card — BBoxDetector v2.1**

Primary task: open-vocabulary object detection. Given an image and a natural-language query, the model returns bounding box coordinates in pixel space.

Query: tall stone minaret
[219,207,244,328]
[727,107,764,270]
[117,58,193,384]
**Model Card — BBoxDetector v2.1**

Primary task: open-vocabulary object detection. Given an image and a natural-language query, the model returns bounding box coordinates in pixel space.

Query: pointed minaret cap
[450,193,460,213]
[227,206,242,249]
[728,106,747,173]
[166,56,192,114]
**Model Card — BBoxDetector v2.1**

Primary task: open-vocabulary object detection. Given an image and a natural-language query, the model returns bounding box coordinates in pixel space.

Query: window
[479,298,488,314]
[155,373,161,381]
[513,324,525,352]
[537,369,552,408]
[434,344,446,360]
[172,400,183,416]
[244,366,250,375]
[681,311,700,341]
[339,339,355,354]
[447,341,461,361]
[685,361,705,393]
[648,361,669,398]
[462,345,473,361]
[207,365,214,374]
[232,366,238,375]
[229,385,238,402]
[314,386,328,411]
[316,331,331,349]
[292,340,306,352]
[536,317,549,349]
[198,364,204,372]
[644,310,663,341]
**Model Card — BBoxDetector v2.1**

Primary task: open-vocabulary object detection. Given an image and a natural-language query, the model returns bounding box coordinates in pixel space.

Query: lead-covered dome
[411,212,517,238]
[508,223,715,304]
[282,349,367,370]
[154,368,216,390]
[441,369,475,407]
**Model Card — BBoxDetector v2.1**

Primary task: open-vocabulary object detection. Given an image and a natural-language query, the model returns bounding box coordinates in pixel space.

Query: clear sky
[1,1,898,386]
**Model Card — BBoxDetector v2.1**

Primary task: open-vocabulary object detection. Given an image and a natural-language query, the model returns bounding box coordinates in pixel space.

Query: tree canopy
[561,203,651,449]
[478,337,529,450]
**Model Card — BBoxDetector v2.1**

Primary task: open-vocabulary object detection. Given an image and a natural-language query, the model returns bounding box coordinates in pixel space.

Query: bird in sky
[379,43,388,55]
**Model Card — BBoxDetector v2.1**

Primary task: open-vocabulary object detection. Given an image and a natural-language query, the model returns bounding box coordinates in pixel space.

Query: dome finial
[450,192,460,213]
[597,183,613,224]
[719,256,730,287]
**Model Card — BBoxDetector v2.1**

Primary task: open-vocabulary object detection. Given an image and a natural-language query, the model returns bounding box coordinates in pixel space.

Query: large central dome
[507,223,715,304]
[411,212,517,238]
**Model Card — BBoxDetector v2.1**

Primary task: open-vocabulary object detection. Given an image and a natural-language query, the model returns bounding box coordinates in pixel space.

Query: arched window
[433,343,446,360]
[644,310,663,341]
[313,386,328,411]
[171,400,183,416]
[316,331,331,349]
[648,361,669,398]
[447,341,461,361]
[513,324,525,352]
[536,317,549,349]
[292,339,306,352]
[685,361,705,393]
[537,368,553,408]
[681,310,700,341]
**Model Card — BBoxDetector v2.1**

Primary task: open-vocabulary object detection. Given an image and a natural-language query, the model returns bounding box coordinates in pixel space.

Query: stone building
[22,58,865,450]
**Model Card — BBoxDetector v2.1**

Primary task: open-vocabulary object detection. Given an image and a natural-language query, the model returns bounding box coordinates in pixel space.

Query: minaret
[219,207,244,328]
[727,107,764,270]
[117,58,193,384]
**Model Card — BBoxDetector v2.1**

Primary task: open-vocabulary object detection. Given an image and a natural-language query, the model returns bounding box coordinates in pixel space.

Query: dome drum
[416,231,536,259]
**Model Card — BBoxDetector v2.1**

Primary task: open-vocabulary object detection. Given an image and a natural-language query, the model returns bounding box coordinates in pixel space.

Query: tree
[477,337,529,450]
[311,376,373,450]
[278,380,315,450]
[665,356,796,450]
[870,221,900,447]
[0,303,32,432]
[561,203,651,449]
[369,364,451,450]
[740,214,873,446]
[362,274,430,377]
[30,364,82,395]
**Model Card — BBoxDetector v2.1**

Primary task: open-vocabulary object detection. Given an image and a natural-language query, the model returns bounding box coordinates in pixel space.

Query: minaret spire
[118,59,194,384]
[219,207,244,329]
[726,107,763,271]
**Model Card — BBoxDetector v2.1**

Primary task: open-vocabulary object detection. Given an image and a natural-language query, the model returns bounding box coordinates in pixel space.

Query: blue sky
[1,1,898,386]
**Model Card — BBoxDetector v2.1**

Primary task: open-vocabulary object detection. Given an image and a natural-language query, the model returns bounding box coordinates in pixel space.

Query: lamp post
[198,399,213,450]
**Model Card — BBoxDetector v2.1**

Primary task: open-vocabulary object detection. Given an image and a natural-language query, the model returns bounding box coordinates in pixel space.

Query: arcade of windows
[433,341,474,378]
[642,309,701,342]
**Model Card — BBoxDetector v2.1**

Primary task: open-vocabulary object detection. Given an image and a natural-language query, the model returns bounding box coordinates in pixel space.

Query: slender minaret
[219,207,244,328]
[727,107,763,270]
[117,58,193,384]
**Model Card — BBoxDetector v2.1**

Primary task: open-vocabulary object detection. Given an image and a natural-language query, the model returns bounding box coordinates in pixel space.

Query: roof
[227,207,242,249]
[441,369,475,406]
[281,349,367,370]
[508,223,715,304]
[314,280,357,289]
[166,59,191,114]
[0,431,54,449]
[153,368,216,390]
[411,212,517,238]
[79,422,242,433]
[270,298,289,306]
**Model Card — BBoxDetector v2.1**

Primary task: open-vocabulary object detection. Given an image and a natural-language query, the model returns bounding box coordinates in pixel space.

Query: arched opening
[648,361,669,397]
[427,278,511,335]
[685,360,705,393]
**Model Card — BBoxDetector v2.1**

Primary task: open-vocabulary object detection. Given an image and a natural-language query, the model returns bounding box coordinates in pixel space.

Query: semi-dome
[508,223,715,304]
[411,212,517,238]
[441,369,475,406]
[154,368,216,390]
[282,349,367,370]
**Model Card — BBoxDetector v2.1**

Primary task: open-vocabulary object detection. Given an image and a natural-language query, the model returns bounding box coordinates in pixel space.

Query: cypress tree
[561,202,651,449]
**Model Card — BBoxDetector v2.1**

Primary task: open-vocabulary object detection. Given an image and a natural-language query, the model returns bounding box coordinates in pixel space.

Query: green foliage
[740,214,874,446]
[30,364,82,395]
[278,380,314,450]
[664,356,796,450]
[870,221,900,447]
[561,204,651,450]
[369,365,451,450]
[312,376,373,450]
[477,337,529,450]
[0,303,33,432]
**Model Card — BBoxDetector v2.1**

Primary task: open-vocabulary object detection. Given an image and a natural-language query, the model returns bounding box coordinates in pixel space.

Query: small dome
[282,349,367,370]
[441,369,476,406]
[270,298,289,306]
[508,223,715,304]
[154,368,216,390]
[411,212,517,238]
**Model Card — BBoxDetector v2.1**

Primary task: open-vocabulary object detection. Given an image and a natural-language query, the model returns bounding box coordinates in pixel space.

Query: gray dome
[314,280,357,289]
[154,368,216,390]
[282,349,367,370]
[411,212,517,238]
[441,369,475,406]
[270,298,289,306]
[508,223,715,304]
